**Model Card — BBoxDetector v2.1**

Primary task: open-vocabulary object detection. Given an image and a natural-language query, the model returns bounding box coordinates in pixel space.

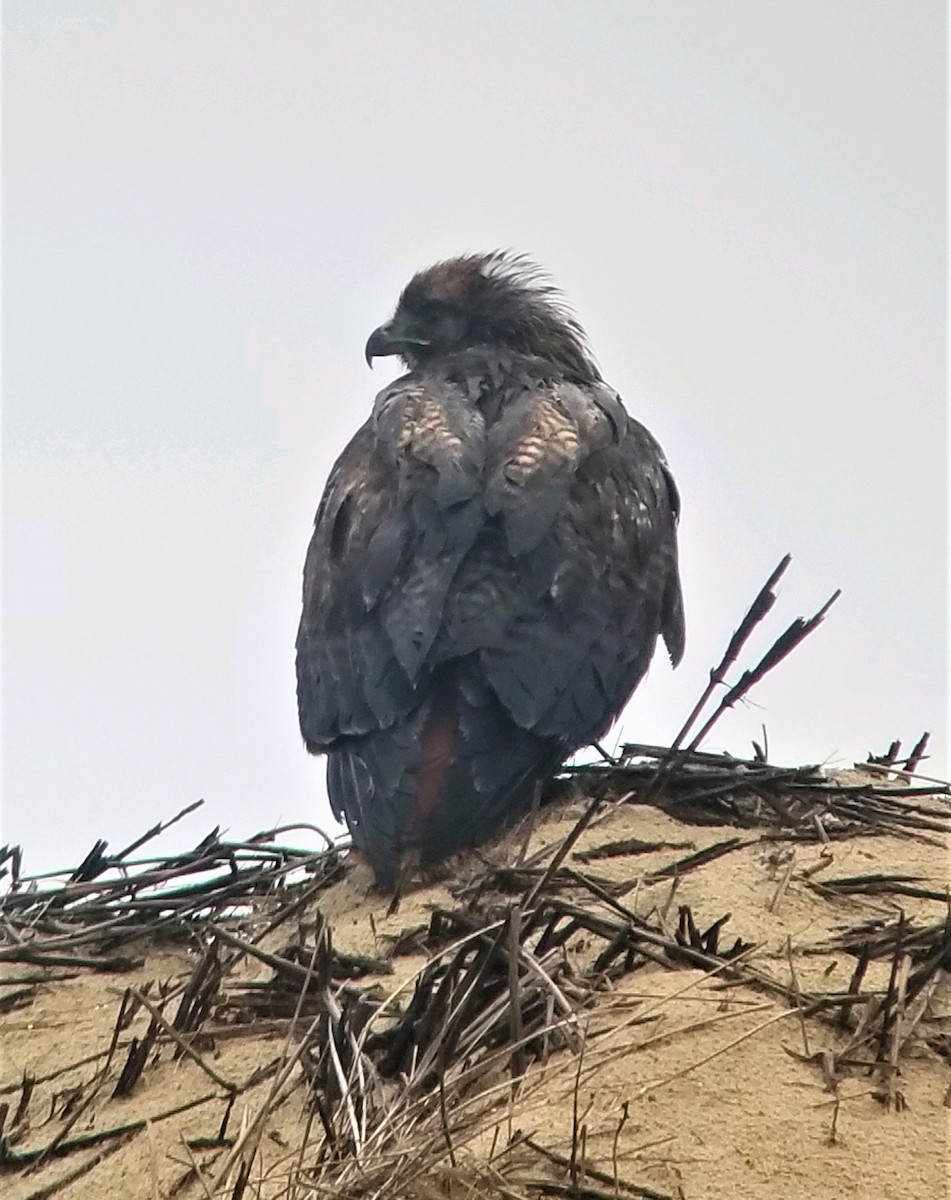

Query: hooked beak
[364,321,430,368]
[364,324,395,368]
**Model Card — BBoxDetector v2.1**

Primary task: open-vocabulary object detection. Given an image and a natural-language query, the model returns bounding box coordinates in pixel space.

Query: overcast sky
[3,1,947,873]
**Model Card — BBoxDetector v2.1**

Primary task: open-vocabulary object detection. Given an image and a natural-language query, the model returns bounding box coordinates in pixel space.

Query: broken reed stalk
[124,987,237,1095]
[904,732,931,774]
[111,799,207,866]
[0,1094,220,1168]
[669,553,792,756]
[685,588,841,754]
[642,556,839,803]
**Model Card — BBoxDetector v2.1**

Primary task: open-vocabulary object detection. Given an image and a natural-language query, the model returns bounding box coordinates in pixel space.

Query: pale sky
[3,1,947,872]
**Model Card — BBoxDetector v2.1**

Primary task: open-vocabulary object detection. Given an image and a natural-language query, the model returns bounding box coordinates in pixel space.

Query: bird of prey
[296,252,684,887]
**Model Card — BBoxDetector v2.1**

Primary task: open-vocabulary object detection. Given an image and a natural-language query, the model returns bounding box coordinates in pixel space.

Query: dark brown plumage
[296,252,684,887]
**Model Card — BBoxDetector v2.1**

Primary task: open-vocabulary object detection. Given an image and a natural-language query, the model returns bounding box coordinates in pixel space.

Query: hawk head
[365,251,599,381]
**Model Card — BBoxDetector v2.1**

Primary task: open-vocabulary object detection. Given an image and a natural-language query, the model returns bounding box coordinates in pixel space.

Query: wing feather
[473,402,683,742]
[295,376,485,750]
[297,366,683,820]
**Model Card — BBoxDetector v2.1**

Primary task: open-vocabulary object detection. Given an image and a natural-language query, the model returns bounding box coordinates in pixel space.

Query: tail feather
[325,662,564,886]
[418,670,564,860]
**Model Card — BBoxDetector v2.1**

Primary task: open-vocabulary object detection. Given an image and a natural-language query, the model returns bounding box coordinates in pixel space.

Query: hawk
[296,252,684,887]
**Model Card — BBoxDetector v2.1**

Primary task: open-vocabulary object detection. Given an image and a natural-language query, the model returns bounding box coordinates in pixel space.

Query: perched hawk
[296,252,684,887]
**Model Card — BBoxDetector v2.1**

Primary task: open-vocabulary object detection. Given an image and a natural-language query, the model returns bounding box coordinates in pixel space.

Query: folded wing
[296,368,683,881]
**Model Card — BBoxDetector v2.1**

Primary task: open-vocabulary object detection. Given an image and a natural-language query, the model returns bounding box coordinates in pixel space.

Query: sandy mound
[2,758,949,1199]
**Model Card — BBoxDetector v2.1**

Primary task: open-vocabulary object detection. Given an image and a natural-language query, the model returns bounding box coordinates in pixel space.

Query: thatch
[2,558,948,1199]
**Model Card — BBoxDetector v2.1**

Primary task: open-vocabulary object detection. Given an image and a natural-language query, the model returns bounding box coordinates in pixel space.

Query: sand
[2,790,948,1199]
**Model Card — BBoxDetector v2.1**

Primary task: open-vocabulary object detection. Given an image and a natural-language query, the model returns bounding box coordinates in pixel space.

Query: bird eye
[416,299,449,321]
